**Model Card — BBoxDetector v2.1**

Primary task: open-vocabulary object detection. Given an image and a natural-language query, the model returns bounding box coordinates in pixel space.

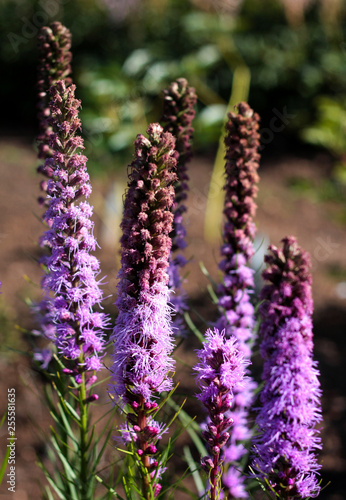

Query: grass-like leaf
[166,399,207,457]
[37,459,65,500]
[199,261,218,289]
[50,433,78,480]
[183,446,205,498]
[184,311,205,343]
[95,474,124,499]
[44,485,56,500]
[206,283,219,305]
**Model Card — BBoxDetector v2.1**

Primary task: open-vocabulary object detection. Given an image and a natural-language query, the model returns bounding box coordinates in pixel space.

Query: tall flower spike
[37,22,72,166]
[109,123,177,495]
[252,236,322,498]
[40,80,108,381]
[214,102,260,497]
[194,328,247,500]
[33,23,72,367]
[161,78,197,334]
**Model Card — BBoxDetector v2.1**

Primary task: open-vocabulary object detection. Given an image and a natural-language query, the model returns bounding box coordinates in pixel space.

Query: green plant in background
[301,96,346,186]
[0,298,21,360]
[203,64,251,242]
[1,0,345,174]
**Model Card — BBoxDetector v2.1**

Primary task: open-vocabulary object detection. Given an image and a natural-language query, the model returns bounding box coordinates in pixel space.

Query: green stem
[79,350,89,500]
[137,399,151,500]
[210,451,220,500]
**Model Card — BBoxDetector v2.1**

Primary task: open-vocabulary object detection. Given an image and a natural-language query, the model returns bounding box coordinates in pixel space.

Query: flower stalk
[161,78,197,333]
[252,236,322,499]
[215,102,260,497]
[33,23,73,367]
[194,328,247,500]
[110,123,177,497]
[38,79,108,499]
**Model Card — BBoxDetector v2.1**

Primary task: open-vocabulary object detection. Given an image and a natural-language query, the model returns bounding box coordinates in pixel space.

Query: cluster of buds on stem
[161,78,197,334]
[37,22,72,166]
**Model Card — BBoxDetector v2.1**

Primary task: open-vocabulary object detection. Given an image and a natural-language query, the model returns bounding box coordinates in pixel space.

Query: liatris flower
[37,22,72,165]
[194,328,247,500]
[40,80,108,380]
[161,78,197,333]
[251,236,322,498]
[214,102,260,497]
[33,23,72,363]
[109,123,177,494]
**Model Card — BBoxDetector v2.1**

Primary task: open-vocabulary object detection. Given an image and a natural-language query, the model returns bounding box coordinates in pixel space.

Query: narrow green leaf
[184,312,205,343]
[37,460,65,500]
[160,465,197,499]
[50,425,76,454]
[57,401,79,447]
[95,475,124,499]
[50,434,78,481]
[122,475,134,500]
[166,399,207,457]
[0,410,7,428]
[60,397,81,423]
[0,437,12,485]
[93,405,117,426]
[44,485,55,500]
[207,283,219,304]
[183,446,205,497]
[93,426,114,472]
[199,261,218,288]
[45,476,66,500]
[86,423,96,452]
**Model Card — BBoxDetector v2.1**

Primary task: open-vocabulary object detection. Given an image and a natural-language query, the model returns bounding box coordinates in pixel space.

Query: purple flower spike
[40,80,108,381]
[37,22,72,165]
[215,102,260,497]
[194,328,247,500]
[34,23,73,355]
[252,236,322,498]
[161,78,197,334]
[110,123,177,494]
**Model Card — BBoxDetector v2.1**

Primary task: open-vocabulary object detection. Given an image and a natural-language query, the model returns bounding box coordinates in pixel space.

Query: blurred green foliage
[1,0,346,172]
[302,96,346,183]
[0,296,21,360]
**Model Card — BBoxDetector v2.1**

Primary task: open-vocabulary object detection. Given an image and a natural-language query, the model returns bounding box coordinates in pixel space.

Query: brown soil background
[0,138,345,499]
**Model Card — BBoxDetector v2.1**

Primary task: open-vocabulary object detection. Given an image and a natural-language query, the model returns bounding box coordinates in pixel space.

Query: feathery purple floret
[109,123,177,495]
[40,80,108,379]
[252,236,322,498]
[161,78,197,333]
[214,102,260,497]
[194,328,247,500]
